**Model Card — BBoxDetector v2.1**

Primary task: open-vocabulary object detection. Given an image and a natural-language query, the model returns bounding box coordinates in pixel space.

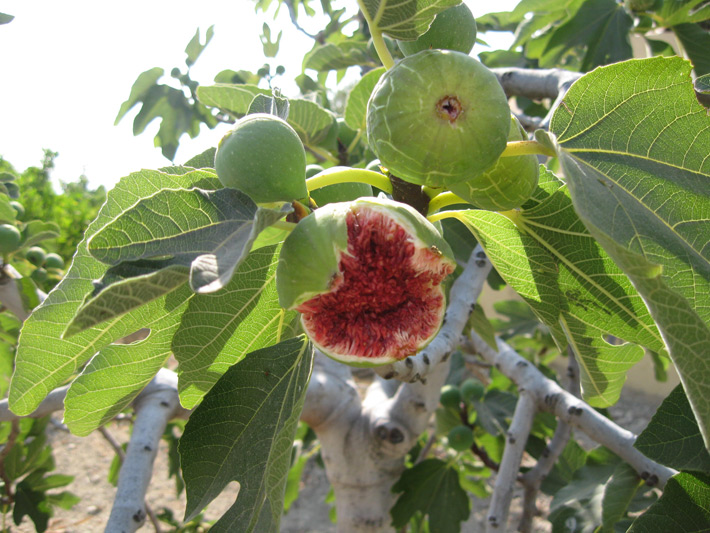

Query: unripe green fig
[25,246,46,266]
[306,164,325,178]
[31,267,47,283]
[310,182,373,207]
[460,378,485,403]
[367,50,510,187]
[10,201,25,220]
[625,0,661,12]
[440,384,462,410]
[215,113,308,204]
[43,252,65,270]
[0,224,21,254]
[447,425,474,452]
[277,197,456,367]
[398,4,477,56]
[449,116,539,211]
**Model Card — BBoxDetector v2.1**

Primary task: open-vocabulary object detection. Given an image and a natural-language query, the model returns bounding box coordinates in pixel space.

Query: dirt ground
[8,385,664,533]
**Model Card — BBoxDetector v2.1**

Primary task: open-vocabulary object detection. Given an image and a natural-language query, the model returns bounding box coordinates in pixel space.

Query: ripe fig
[277,197,455,366]
[367,50,510,187]
[215,113,308,204]
[449,116,539,211]
[25,246,46,266]
[0,224,21,254]
[398,4,477,56]
[43,253,65,270]
[447,425,474,452]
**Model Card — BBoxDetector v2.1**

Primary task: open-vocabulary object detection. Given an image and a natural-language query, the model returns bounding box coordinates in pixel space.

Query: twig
[469,333,677,489]
[0,420,20,504]
[374,245,492,384]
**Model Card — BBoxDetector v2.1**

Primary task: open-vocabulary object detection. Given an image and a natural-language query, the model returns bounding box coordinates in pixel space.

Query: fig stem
[306,167,394,194]
[426,209,462,225]
[346,129,363,154]
[427,192,469,215]
[500,140,556,158]
[356,0,395,70]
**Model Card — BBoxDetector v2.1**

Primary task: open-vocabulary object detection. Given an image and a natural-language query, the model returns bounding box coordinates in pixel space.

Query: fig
[0,224,21,254]
[440,384,462,410]
[367,50,510,187]
[449,116,539,211]
[276,197,455,366]
[25,246,46,266]
[31,267,47,284]
[398,4,477,56]
[306,164,325,178]
[460,378,485,403]
[215,113,308,204]
[10,201,25,220]
[447,425,474,452]
[43,253,65,270]
[310,183,373,207]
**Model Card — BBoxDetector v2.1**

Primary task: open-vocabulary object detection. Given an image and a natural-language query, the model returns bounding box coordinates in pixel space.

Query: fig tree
[367,50,510,187]
[398,4,477,56]
[277,197,456,366]
[449,116,539,211]
[215,113,308,204]
[43,253,65,270]
[0,224,21,254]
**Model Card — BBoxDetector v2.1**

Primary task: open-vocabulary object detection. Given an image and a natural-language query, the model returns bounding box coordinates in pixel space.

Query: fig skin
[449,116,539,211]
[0,224,21,254]
[276,197,455,367]
[398,4,477,56]
[367,50,510,187]
[310,182,373,207]
[215,113,308,204]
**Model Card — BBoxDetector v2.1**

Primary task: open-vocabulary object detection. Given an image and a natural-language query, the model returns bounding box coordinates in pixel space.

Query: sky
[0,0,516,191]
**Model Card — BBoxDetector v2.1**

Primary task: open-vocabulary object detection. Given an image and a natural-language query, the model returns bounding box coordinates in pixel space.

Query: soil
[9,386,664,533]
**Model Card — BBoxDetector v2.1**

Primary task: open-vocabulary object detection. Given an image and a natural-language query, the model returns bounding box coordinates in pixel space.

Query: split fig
[449,116,539,211]
[215,113,308,204]
[398,4,477,56]
[367,50,510,187]
[276,197,456,366]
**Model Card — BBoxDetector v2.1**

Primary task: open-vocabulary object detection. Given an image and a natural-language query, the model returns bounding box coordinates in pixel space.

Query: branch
[374,245,492,384]
[469,332,677,489]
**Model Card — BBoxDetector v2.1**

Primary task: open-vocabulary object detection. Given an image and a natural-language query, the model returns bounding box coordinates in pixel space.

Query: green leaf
[696,73,710,94]
[62,261,190,338]
[673,23,710,76]
[541,0,633,71]
[657,0,710,26]
[359,0,460,40]
[550,56,710,446]
[0,194,18,223]
[0,12,14,24]
[390,458,470,531]
[8,168,220,416]
[286,99,335,148]
[185,25,214,67]
[602,462,642,532]
[344,67,385,132]
[86,187,289,293]
[468,304,497,351]
[475,389,518,436]
[197,84,271,117]
[247,93,290,120]
[260,23,282,58]
[179,336,313,532]
[628,472,710,532]
[20,220,60,249]
[173,244,299,408]
[303,42,375,72]
[184,147,216,169]
[634,385,710,474]
[115,67,165,124]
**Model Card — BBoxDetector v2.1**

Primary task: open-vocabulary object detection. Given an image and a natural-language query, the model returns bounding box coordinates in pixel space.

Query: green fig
[215,113,308,204]
[398,4,477,56]
[367,50,510,187]
[0,224,21,254]
[277,197,455,367]
[447,425,474,452]
[306,164,325,178]
[10,201,24,220]
[440,384,462,410]
[43,253,65,270]
[460,378,485,403]
[449,116,539,211]
[25,246,46,266]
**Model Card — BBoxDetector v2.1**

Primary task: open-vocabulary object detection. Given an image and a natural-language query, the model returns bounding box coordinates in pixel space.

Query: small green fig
[10,201,25,220]
[25,246,46,266]
[43,253,65,270]
[449,116,539,211]
[460,378,485,403]
[0,224,21,254]
[367,50,510,187]
[310,183,373,207]
[306,164,325,178]
[215,113,308,204]
[440,384,462,410]
[398,4,477,56]
[447,425,474,452]
[277,197,456,367]
[31,267,47,283]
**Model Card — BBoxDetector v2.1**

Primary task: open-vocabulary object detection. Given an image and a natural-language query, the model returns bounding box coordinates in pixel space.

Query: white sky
[0,0,516,190]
